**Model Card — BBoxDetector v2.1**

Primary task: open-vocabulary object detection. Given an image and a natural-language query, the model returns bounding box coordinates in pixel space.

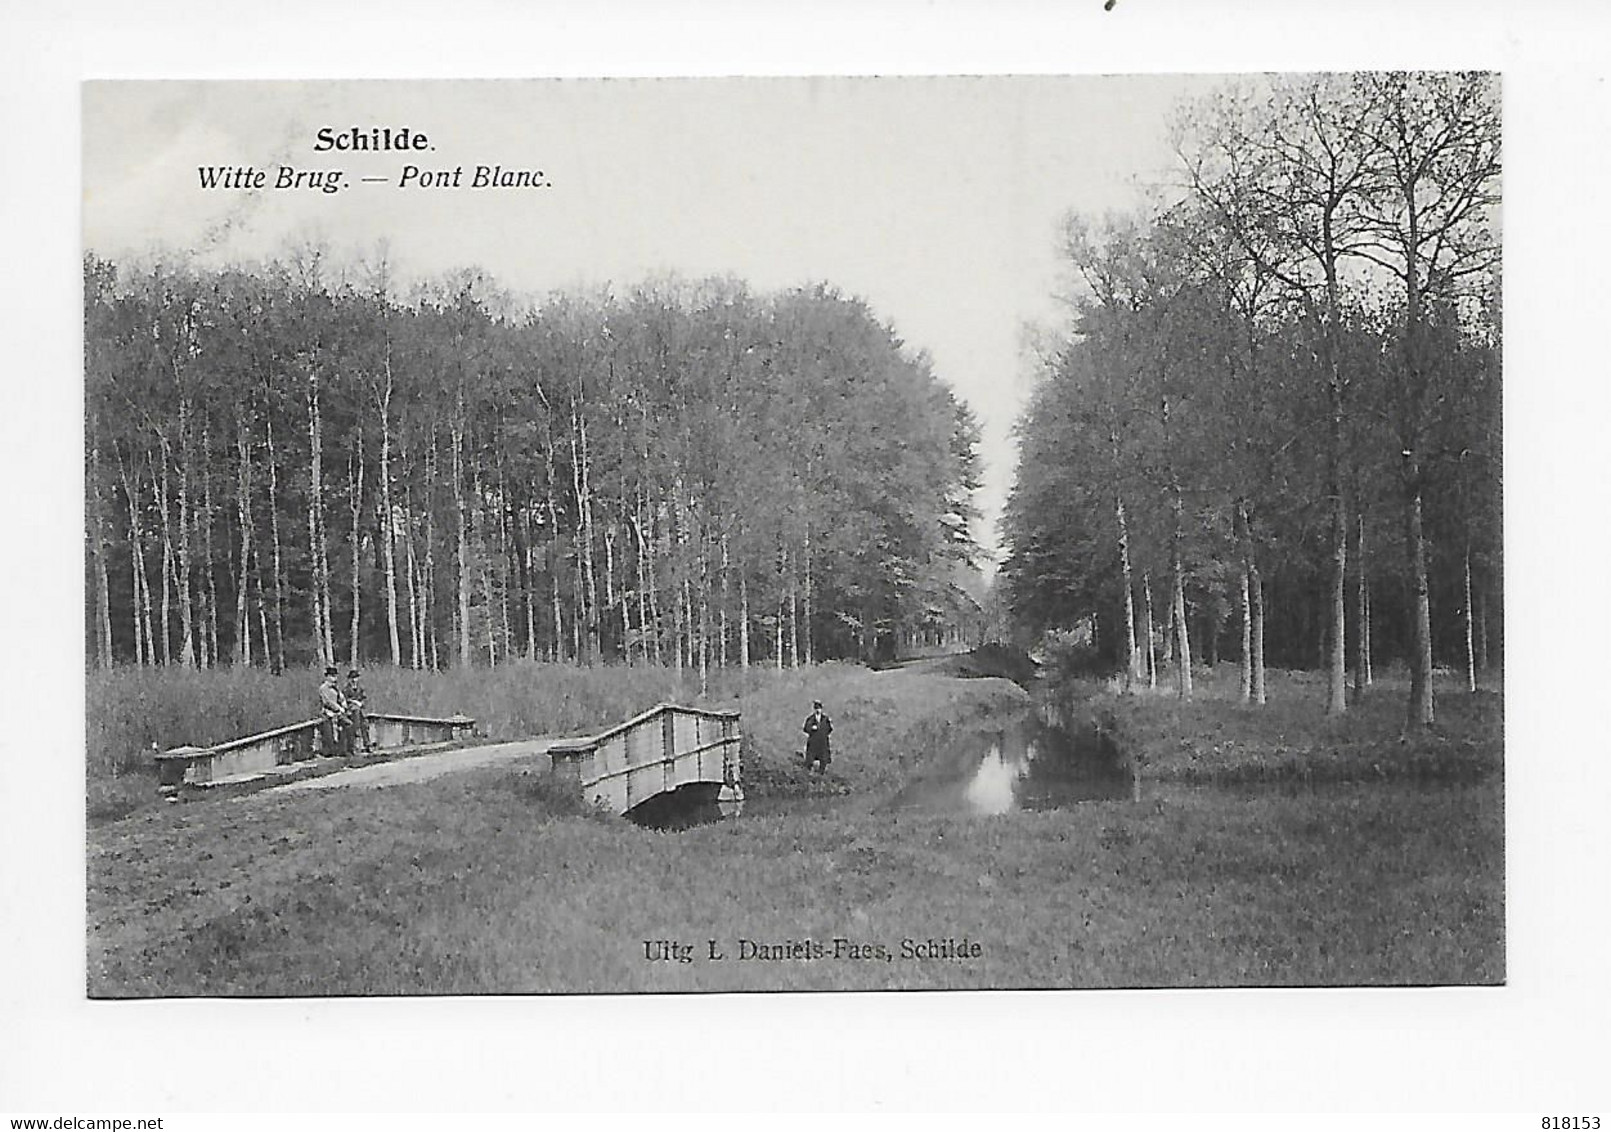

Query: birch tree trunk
[403,492,422,669]
[265,418,286,673]
[719,532,730,670]
[787,546,799,669]
[201,422,219,668]
[379,368,401,666]
[803,525,814,666]
[1143,571,1157,690]
[1474,580,1488,675]
[739,572,751,671]
[174,406,197,667]
[452,397,472,669]
[1171,540,1193,700]
[1352,511,1369,702]
[1116,491,1139,691]
[348,430,363,669]
[118,452,152,666]
[88,442,114,667]
[234,427,254,666]
[1250,564,1267,705]
[1324,370,1348,716]
[1403,456,1436,727]
[1463,540,1477,693]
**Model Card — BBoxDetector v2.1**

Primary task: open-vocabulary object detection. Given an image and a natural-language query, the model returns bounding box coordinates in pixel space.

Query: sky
[83,76,1228,565]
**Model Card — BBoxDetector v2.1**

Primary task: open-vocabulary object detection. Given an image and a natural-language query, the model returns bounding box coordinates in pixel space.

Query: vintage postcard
[82,75,1503,998]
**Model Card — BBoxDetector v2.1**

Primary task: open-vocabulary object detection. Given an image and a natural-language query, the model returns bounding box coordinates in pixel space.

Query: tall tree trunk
[264,419,286,674]
[173,408,196,667]
[118,451,152,666]
[153,450,174,665]
[632,505,652,666]
[522,507,539,662]
[1474,578,1489,674]
[234,427,254,666]
[420,449,438,672]
[698,538,710,694]
[1321,234,1350,717]
[1403,465,1436,727]
[1463,539,1477,693]
[1324,430,1348,716]
[348,430,364,669]
[88,442,114,667]
[1352,511,1368,702]
[570,395,600,664]
[1234,501,1252,703]
[253,548,271,674]
[740,572,751,671]
[1142,571,1157,690]
[803,525,814,666]
[452,406,471,669]
[497,458,513,661]
[718,532,730,670]
[1238,565,1252,702]
[307,371,332,667]
[1250,566,1267,705]
[403,492,421,669]
[1171,542,1193,700]
[1163,386,1192,700]
[604,523,621,662]
[379,371,401,667]
[1363,575,1373,686]
[1116,492,1139,692]
[201,421,219,669]
[787,546,799,669]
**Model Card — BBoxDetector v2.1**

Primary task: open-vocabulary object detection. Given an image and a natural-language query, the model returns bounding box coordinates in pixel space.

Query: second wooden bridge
[548,702,744,816]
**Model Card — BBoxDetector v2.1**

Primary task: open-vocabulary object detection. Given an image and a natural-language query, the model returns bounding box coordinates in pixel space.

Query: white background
[2,0,1608,1116]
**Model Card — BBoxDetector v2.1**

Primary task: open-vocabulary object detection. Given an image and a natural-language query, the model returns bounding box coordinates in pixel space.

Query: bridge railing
[548,702,742,815]
[153,711,475,792]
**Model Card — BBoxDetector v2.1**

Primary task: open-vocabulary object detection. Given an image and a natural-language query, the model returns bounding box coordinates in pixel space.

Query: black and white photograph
[81,73,1504,997]
[7,0,1611,1114]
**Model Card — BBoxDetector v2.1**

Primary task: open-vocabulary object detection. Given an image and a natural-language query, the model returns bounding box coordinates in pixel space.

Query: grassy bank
[86,657,1503,996]
[1078,665,1503,786]
[88,758,1501,995]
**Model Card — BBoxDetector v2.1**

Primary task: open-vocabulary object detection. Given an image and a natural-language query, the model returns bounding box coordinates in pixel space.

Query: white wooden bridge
[547,702,744,816]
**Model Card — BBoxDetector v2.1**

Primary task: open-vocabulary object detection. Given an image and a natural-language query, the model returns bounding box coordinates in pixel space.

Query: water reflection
[887,716,1134,816]
[963,743,1023,814]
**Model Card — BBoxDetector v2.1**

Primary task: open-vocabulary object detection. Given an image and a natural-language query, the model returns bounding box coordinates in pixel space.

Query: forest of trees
[1001,72,1501,726]
[83,256,983,684]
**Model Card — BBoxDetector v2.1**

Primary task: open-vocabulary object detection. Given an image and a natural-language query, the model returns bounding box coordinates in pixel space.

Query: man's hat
[348,668,360,677]
[325,665,338,676]
[813,700,823,708]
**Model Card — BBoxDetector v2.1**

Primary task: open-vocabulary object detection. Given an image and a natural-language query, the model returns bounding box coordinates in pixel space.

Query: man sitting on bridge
[803,700,833,774]
[318,666,351,756]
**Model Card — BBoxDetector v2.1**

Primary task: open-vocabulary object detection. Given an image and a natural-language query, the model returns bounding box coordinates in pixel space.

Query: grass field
[85,658,1503,996]
[1087,665,1504,786]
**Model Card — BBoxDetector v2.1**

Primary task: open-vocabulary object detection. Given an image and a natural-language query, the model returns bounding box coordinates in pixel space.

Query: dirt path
[267,736,559,793]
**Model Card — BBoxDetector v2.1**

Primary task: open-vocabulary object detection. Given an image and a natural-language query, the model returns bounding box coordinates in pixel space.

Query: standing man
[318,666,350,756]
[803,700,833,774]
[344,668,371,754]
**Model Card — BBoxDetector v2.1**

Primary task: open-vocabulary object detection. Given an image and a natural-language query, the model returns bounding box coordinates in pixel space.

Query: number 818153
[1542,1119,1600,1129]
